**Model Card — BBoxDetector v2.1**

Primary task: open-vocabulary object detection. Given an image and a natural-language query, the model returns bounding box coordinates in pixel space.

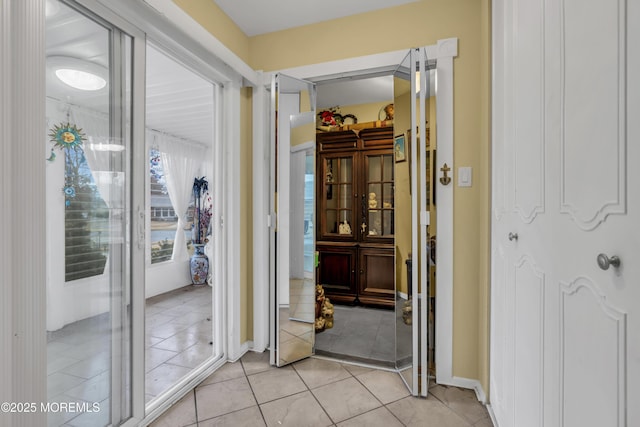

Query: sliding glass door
[45,1,143,425]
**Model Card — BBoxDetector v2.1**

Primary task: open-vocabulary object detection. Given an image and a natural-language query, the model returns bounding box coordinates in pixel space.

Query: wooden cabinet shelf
[316,127,395,308]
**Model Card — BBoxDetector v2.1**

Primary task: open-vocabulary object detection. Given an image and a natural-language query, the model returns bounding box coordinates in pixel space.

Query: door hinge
[268,213,278,230]
[420,211,430,226]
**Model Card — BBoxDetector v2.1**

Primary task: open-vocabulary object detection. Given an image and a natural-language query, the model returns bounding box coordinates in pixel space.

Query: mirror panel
[273,74,317,366]
[394,50,415,391]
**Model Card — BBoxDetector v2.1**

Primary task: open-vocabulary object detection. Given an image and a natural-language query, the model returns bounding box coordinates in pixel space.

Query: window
[149,148,179,263]
[64,145,109,281]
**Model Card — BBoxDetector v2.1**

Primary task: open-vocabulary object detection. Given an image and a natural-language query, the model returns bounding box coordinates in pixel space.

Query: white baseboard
[485,404,498,427]
[228,340,253,362]
[437,376,487,404]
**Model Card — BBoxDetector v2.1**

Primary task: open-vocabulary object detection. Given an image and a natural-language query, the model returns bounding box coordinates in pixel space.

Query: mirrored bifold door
[394,48,431,396]
[45,1,144,425]
[269,74,317,367]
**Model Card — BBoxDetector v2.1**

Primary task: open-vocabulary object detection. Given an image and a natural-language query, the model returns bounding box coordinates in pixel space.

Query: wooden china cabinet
[316,127,395,308]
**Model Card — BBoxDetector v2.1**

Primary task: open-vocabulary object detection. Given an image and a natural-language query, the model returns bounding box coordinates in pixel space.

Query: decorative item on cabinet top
[317,106,358,132]
[317,110,394,133]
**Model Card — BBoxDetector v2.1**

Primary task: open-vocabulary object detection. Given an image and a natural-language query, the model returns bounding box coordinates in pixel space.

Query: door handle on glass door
[508,232,518,241]
[597,253,620,270]
[138,208,145,249]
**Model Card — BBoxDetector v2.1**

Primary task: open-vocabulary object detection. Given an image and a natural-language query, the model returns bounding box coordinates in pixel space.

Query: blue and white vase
[190,244,209,285]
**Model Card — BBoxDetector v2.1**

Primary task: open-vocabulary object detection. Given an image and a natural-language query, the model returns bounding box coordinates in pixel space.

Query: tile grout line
[239,357,270,426]
[192,389,199,425]
[291,361,339,425]
[427,386,480,426]
[349,370,405,425]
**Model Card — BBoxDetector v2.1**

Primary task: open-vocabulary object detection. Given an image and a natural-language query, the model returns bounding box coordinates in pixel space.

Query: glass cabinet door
[320,154,356,239]
[363,151,394,241]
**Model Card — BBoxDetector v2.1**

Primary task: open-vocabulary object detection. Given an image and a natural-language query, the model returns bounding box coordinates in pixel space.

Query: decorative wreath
[48,122,86,150]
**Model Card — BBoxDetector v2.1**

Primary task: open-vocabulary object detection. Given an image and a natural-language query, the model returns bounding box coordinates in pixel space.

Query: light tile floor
[145,285,214,402]
[46,285,213,426]
[150,352,493,427]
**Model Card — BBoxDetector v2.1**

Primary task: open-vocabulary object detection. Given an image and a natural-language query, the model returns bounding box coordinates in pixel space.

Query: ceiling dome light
[55,68,106,91]
[47,56,108,92]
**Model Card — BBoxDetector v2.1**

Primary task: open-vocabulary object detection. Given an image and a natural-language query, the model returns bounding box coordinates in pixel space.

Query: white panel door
[491,0,639,426]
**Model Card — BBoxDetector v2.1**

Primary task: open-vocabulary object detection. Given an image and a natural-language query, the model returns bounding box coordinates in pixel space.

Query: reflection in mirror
[279,147,315,365]
[274,75,316,366]
[393,50,414,390]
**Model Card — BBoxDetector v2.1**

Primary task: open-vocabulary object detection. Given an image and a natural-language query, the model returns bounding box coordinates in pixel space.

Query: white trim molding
[252,72,270,352]
[223,80,244,361]
[1,1,48,426]
[142,0,258,85]
[0,0,13,411]
[434,37,458,389]
[449,376,488,404]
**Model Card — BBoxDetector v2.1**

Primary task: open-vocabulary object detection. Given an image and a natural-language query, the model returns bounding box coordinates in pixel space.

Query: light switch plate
[458,166,472,187]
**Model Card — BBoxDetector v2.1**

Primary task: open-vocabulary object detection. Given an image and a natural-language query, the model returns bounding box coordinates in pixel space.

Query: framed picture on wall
[394,134,407,163]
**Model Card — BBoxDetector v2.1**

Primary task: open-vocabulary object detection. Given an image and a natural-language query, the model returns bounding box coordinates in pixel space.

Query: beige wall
[325,101,392,125]
[175,0,491,393]
[173,0,251,64]
[248,1,482,71]
[477,0,492,393]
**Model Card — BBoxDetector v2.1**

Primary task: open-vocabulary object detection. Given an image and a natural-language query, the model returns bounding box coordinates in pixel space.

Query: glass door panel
[363,152,394,240]
[320,154,354,238]
[45,1,133,425]
[144,43,217,406]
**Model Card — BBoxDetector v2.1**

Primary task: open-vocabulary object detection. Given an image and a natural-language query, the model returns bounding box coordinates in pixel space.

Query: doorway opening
[267,45,455,397]
[312,68,437,372]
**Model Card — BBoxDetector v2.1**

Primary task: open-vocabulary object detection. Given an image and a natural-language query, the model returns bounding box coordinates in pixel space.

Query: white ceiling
[45,0,425,144]
[45,0,214,147]
[214,0,419,36]
[146,45,214,145]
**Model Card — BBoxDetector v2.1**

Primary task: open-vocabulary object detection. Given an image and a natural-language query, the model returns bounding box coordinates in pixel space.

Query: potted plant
[190,176,212,285]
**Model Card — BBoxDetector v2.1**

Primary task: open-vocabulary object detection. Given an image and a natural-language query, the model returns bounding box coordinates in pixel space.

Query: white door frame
[1,2,48,425]
[1,0,246,424]
[252,39,461,388]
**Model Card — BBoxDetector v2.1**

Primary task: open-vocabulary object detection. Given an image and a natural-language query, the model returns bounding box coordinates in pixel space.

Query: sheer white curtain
[67,104,124,209]
[155,131,207,261]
